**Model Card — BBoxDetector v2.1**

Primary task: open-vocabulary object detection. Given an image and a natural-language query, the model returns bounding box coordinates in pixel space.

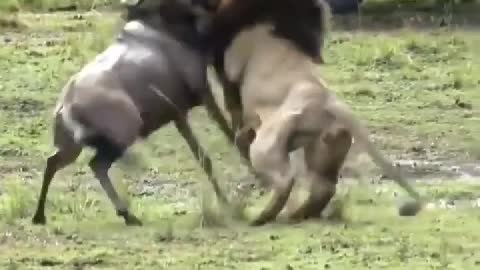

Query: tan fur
[222,23,424,225]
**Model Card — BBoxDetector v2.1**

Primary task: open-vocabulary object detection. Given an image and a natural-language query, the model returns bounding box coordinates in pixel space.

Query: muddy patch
[393,159,480,179]
[133,178,197,202]
[340,153,480,180]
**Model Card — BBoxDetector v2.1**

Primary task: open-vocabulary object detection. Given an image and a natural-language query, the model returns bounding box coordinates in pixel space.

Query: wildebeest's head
[119,0,222,45]
[206,0,331,63]
[120,0,219,22]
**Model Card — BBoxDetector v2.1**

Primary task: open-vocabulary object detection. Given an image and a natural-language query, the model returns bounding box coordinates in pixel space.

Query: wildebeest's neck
[121,2,204,50]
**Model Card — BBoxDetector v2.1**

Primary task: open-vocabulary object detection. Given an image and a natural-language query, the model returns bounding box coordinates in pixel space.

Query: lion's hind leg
[248,111,301,226]
[287,126,352,220]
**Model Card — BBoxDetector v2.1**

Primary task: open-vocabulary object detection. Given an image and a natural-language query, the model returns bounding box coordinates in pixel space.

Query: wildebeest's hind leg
[287,127,352,220]
[33,114,82,225]
[32,147,82,224]
[173,118,229,204]
[87,136,142,226]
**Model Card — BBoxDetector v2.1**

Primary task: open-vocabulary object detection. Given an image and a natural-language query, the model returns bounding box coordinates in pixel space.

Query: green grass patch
[1,175,480,269]
[0,0,117,12]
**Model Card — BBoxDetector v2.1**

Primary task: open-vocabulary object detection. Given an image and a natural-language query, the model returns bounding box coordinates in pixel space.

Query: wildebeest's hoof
[32,214,47,225]
[250,217,268,226]
[398,200,422,217]
[124,214,143,226]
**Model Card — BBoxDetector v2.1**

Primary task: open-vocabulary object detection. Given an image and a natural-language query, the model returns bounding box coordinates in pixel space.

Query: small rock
[173,210,187,216]
[411,145,426,153]
[44,40,55,47]
[73,14,84,20]
[269,234,280,241]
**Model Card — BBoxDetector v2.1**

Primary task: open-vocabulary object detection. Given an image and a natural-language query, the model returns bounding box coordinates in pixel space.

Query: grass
[0,5,479,270]
[1,175,480,269]
[0,0,117,12]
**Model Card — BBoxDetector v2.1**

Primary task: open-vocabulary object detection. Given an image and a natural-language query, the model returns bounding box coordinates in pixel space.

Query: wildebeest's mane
[206,0,330,61]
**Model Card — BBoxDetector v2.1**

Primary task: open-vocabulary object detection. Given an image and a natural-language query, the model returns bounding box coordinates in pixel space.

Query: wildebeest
[202,0,424,226]
[31,0,237,226]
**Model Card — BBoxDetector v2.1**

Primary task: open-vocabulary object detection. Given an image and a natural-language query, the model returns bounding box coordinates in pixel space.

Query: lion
[202,0,424,225]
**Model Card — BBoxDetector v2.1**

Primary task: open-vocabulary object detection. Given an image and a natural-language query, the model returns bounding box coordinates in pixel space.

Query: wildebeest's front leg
[215,71,253,163]
[173,117,229,204]
[200,84,236,145]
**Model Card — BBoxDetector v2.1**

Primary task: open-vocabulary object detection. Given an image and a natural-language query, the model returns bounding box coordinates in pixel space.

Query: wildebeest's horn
[120,0,142,6]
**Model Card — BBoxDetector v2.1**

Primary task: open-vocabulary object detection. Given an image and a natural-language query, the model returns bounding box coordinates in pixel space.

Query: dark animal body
[202,0,423,226]
[32,0,236,226]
